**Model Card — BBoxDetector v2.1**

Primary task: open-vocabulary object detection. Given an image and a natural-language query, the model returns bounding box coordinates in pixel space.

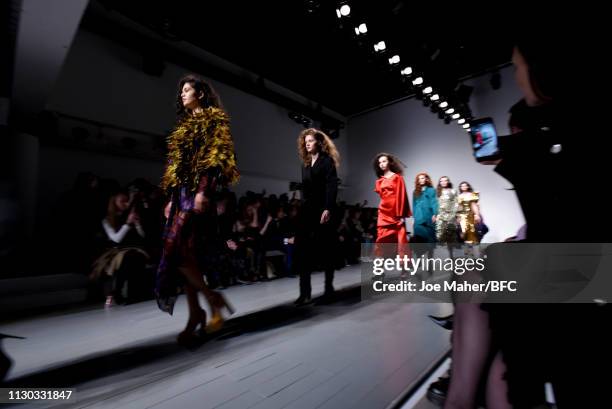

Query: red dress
[374,174,411,256]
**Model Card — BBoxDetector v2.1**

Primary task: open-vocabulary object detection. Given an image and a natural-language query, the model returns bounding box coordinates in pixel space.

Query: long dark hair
[105,190,129,230]
[436,176,453,197]
[175,74,222,121]
[372,153,404,177]
[459,181,474,193]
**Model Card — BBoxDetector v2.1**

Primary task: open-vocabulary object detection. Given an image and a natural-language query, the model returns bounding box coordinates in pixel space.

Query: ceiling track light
[374,41,387,52]
[354,23,367,35]
[388,55,400,65]
[400,67,413,76]
[336,4,351,18]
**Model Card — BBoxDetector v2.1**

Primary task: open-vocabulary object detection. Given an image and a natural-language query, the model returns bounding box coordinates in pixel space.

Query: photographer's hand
[127,211,138,225]
[481,159,502,165]
[320,210,331,224]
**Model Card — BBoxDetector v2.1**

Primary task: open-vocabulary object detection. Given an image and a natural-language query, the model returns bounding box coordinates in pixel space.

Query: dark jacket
[301,153,339,216]
[494,104,572,242]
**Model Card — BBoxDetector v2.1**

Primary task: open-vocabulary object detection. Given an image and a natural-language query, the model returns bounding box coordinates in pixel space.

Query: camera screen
[471,120,498,159]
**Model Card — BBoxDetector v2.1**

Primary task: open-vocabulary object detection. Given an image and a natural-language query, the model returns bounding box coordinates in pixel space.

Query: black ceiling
[91,0,513,117]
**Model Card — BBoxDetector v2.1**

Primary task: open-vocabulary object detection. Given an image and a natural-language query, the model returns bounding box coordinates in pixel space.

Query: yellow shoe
[206,313,224,333]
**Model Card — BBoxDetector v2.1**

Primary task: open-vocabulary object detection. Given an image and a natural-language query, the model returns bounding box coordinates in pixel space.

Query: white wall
[344,67,525,242]
[38,28,523,243]
[41,29,349,206]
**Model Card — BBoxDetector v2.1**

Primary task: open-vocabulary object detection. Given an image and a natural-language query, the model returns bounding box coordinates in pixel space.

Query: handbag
[476,222,489,240]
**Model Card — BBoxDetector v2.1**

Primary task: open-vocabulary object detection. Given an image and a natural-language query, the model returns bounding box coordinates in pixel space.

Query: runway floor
[1,265,451,409]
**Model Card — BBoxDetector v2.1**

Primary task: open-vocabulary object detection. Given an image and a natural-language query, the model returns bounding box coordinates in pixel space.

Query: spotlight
[458,118,465,124]
[445,108,455,114]
[374,41,386,52]
[439,101,448,108]
[422,86,433,94]
[336,4,351,18]
[289,111,312,128]
[400,67,413,76]
[412,77,423,86]
[354,23,367,35]
[466,128,471,132]
[388,55,400,65]
[462,123,470,129]
[305,0,321,13]
[430,94,440,101]
[452,113,460,119]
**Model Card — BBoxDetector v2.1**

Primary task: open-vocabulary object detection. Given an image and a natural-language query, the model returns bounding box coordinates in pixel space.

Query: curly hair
[436,176,454,197]
[458,181,474,193]
[297,128,340,168]
[372,153,404,177]
[413,172,433,197]
[175,74,222,122]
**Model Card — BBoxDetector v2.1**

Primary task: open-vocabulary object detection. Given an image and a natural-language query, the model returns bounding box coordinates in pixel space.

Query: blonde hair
[297,128,340,168]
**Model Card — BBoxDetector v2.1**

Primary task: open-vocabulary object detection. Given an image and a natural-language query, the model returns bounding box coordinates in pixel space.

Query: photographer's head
[513,41,555,106]
[106,189,130,229]
[112,191,129,214]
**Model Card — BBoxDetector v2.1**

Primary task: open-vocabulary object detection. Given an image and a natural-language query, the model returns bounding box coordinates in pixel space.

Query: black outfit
[95,223,148,303]
[296,153,339,300]
[487,103,609,408]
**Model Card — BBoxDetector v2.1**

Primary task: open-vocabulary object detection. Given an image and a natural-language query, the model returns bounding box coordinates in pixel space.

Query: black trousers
[103,250,147,301]
[295,214,337,298]
[299,268,335,299]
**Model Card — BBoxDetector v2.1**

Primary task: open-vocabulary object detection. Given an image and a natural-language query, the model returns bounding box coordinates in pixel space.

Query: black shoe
[426,376,450,406]
[293,296,312,306]
[428,314,454,330]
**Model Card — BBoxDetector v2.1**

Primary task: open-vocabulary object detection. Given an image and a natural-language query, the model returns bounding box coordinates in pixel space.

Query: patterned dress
[435,188,458,244]
[156,107,239,314]
[457,192,480,244]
